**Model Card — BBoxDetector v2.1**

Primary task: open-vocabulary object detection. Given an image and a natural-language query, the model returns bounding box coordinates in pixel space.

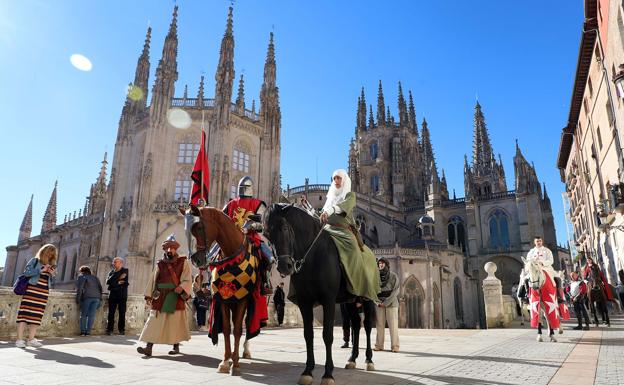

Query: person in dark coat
[106,257,129,335]
[76,266,103,336]
[273,282,286,326]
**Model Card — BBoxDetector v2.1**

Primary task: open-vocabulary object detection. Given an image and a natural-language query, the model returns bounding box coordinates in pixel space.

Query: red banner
[190,130,209,205]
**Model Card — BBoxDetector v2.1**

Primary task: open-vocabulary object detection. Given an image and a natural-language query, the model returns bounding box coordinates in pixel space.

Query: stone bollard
[482,262,504,328]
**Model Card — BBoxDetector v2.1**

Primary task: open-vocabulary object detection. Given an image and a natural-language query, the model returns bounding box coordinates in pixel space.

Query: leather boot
[168,343,180,355]
[137,342,153,357]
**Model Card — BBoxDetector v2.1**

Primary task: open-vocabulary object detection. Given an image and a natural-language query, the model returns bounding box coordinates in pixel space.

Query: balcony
[610,182,624,214]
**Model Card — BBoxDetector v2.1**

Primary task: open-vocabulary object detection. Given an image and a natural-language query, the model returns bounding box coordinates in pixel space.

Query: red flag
[190,130,209,205]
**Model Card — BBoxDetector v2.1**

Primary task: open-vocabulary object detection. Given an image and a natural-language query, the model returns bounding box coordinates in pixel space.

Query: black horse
[265,204,376,385]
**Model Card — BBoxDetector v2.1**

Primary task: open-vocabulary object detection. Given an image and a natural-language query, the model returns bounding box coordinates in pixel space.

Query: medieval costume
[375,257,400,352]
[320,169,380,302]
[582,258,614,300]
[137,235,192,357]
[566,273,590,330]
[223,176,274,295]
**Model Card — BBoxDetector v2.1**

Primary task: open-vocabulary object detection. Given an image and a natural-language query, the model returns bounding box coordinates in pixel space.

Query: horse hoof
[298,375,314,385]
[218,361,231,374]
[550,336,557,343]
[345,361,356,370]
[321,378,335,385]
[558,328,563,334]
[230,364,241,376]
[242,351,252,359]
[366,362,375,371]
[536,335,543,342]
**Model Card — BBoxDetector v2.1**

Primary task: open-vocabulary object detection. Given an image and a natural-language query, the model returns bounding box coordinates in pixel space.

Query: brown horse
[587,264,610,327]
[183,205,264,375]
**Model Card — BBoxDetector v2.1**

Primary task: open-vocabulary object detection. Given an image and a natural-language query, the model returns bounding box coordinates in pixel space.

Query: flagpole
[199,109,205,206]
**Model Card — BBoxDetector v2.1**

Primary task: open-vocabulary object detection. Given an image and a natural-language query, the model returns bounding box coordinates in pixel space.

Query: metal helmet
[238,176,254,198]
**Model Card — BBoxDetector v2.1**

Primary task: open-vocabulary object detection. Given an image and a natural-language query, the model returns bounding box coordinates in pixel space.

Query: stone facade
[2,6,281,295]
[285,89,556,328]
[557,0,624,283]
[0,287,302,338]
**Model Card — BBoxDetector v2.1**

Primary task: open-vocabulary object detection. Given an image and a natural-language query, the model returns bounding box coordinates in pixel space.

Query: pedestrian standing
[15,244,57,348]
[106,257,128,335]
[374,257,400,353]
[192,274,210,331]
[273,282,286,326]
[566,271,590,330]
[76,266,103,336]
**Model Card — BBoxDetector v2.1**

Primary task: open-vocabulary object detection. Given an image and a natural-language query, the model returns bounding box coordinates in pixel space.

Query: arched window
[448,216,467,252]
[433,283,441,328]
[370,175,380,193]
[403,275,425,328]
[448,223,455,245]
[370,141,379,161]
[489,209,510,249]
[454,277,464,321]
[177,142,200,164]
[232,140,252,173]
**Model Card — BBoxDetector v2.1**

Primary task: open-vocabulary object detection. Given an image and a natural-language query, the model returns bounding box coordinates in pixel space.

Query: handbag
[13,275,29,295]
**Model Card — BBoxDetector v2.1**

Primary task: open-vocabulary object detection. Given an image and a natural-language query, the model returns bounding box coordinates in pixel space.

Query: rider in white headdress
[320,169,380,302]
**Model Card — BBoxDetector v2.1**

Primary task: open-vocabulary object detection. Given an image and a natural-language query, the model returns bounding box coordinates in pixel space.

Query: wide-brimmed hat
[162,234,180,250]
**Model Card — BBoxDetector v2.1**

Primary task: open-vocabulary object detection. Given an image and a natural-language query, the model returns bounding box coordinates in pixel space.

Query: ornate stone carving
[142,153,153,181]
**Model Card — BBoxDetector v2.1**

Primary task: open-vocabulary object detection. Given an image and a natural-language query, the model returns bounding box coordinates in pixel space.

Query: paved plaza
[1,316,622,385]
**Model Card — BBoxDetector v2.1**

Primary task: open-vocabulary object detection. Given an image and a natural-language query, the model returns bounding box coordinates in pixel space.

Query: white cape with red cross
[529,271,561,329]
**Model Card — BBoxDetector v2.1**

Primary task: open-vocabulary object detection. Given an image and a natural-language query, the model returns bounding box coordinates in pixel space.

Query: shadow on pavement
[401,350,560,368]
[0,336,137,349]
[24,347,115,368]
[221,357,520,385]
[149,353,221,368]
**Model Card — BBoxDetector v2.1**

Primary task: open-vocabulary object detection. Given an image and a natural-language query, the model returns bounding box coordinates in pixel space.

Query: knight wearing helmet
[223,176,275,294]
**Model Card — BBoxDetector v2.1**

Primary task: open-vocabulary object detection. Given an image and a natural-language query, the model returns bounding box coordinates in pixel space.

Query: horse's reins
[195,214,247,264]
[293,226,325,274]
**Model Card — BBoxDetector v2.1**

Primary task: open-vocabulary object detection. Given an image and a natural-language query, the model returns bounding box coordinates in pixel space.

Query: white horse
[522,257,560,342]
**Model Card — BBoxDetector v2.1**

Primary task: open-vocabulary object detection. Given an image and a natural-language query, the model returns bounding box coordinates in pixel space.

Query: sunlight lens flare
[126,84,144,101]
[167,108,192,129]
[70,54,93,71]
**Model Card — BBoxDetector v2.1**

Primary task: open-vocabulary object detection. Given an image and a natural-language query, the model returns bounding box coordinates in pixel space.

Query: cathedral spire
[197,75,205,107]
[260,31,280,144]
[89,153,108,215]
[397,82,408,128]
[41,181,58,233]
[368,104,375,129]
[408,90,418,136]
[18,194,33,242]
[236,74,245,113]
[150,6,179,126]
[472,101,494,175]
[376,80,386,126]
[514,140,539,194]
[131,26,151,110]
[543,182,552,209]
[421,117,436,170]
[441,169,449,200]
[356,87,367,132]
[214,6,235,130]
[182,84,188,102]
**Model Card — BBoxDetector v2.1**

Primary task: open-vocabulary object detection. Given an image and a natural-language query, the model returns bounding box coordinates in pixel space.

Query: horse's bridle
[275,210,324,275]
[193,216,247,264]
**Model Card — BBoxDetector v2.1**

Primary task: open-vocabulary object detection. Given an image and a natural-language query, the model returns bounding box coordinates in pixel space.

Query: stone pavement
[1,315,623,385]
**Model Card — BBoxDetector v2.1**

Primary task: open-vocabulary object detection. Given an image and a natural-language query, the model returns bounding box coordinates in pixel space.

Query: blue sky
[0,1,582,266]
